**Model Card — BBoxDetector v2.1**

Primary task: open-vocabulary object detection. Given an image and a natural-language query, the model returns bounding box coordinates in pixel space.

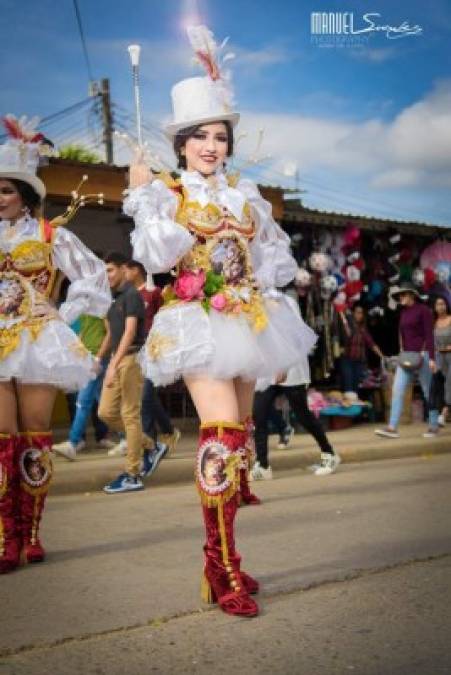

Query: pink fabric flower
[210,293,227,311]
[174,270,206,301]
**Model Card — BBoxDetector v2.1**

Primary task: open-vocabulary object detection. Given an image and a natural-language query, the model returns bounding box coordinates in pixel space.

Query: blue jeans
[340,358,366,393]
[389,353,438,429]
[69,362,108,445]
[141,378,173,441]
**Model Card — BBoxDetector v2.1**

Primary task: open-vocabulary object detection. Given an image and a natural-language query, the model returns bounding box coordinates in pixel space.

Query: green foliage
[59,144,101,164]
[203,271,224,297]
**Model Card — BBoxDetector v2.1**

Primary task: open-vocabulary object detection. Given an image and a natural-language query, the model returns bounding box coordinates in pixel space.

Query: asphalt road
[1,454,451,675]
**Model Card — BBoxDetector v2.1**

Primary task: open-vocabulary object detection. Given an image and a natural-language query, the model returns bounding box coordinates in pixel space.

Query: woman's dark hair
[433,295,451,316]
[9,179,41,215]
[173,121,234,170]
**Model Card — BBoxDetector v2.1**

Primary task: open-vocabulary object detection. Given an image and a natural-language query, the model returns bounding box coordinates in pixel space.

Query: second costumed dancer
[0,116,111,573]
[124,26,317,617]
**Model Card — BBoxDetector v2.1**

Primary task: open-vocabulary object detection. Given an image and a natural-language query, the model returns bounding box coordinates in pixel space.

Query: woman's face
[435,298,448,316]
[0,180,23,222]
[184,123,229,176]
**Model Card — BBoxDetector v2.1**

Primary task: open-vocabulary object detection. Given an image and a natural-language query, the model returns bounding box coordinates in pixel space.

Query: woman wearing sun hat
[124,25,317,617]
[375,281,437,439]
[0,116,110,574]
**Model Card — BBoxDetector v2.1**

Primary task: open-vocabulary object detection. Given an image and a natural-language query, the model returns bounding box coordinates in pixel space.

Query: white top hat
[164,25,239,138]
[0,115,47,199]
[165,77,239,138]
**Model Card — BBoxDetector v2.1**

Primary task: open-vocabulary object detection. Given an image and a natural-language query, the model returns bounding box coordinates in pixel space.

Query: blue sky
[1,0,450,225]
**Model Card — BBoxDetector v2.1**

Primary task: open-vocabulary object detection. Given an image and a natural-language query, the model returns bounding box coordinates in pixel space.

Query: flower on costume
[210,293,227,311]
[174,270,206,301]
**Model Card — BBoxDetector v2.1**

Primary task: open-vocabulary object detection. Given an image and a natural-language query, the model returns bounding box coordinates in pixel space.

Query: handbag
[397,351,423,371]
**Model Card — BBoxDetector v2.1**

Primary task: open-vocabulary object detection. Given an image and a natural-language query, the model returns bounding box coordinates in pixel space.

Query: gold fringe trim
[196,479,239,509]
[200,421,245,436]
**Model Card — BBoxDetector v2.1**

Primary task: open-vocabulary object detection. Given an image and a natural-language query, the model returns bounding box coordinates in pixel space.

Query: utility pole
[100,78,114,165]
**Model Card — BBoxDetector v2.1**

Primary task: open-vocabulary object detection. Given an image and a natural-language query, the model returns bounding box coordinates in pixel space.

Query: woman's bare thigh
[15,383,57,431]
[0,381,18,434]
[234,377,256,422]
[183,375,240,424]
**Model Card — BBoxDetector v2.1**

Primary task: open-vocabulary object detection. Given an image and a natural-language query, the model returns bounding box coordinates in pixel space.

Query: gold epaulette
[226,172,241,188]
[155,171,182,190]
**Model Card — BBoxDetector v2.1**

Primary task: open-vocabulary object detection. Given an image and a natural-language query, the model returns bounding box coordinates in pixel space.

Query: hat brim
[164,112,240,139]
[391,286,421,300]
[0,171,46,199]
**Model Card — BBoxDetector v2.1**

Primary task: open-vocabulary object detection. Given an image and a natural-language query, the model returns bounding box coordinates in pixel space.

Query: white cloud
[349,47,397,63]
[236,79,451,193]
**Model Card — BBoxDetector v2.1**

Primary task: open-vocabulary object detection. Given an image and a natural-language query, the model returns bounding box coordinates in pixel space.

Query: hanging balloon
[424,268,437,291]
[295,267,312,287]
[412,268,425,287]
[320,274,338,298]
[334,272,346,288]
[343,225,361,248]
[309,252,331,273]
[435,262,451,284]
[346,265,361,282]
[333,290,348,312]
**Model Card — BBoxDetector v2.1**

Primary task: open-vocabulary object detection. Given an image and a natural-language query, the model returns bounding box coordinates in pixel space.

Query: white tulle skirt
[0,319,95,391]
[138,295,317,386]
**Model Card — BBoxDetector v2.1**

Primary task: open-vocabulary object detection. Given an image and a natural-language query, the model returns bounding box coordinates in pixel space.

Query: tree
[58,144,101,164]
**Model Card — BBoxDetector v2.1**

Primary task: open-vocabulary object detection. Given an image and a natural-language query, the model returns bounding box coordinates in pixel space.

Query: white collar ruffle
[0,215,39,241]
[180,170,245,220]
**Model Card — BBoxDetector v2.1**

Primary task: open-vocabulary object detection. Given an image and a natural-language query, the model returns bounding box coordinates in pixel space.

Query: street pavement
[1,453,451,674]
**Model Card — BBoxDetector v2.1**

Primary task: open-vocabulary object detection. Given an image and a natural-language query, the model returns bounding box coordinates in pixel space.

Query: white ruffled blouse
[123,170,297,289]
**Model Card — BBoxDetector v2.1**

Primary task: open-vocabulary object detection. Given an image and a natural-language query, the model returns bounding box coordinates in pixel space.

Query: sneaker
[277,425,294,449]
[97,438,115,450]
[311,452,341,476]
[375,428,400,439]
[423,428,439,439]
[107,439,128,457]
[250,461,273,481]
[159,428,181,454]
[103,472,144,494]
[52,439,85,461]
[438,414,446,427]
[140,442,168,478]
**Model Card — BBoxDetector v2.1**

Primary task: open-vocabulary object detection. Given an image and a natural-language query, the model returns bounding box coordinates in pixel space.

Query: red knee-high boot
[0,434,20,573]
[238,418,261,506]
[17,432,53,563]
[197,422,258,617]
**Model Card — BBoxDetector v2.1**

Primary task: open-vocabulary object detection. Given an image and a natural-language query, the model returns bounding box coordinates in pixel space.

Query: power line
[39,97,94,127]
[72,0,95,83]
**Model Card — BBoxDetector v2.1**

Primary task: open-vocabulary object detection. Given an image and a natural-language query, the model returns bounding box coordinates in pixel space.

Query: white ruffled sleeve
[123,180,195,274]
[52,227,112,324]
[237,178,297,289]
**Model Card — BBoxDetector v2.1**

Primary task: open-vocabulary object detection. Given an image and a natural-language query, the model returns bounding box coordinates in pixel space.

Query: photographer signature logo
[311,12,423,44]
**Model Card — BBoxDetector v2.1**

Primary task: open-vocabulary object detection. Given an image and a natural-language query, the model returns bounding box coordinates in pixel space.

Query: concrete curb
[49,425,451,496]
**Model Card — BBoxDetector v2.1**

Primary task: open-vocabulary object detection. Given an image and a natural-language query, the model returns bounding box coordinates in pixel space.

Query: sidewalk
[50,423,451,496]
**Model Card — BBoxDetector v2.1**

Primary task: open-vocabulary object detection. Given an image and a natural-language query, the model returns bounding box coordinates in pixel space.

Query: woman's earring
[21,206,31,219]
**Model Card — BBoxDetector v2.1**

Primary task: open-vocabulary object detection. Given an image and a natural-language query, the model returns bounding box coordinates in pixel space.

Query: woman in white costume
[0,116,110,573]
[125,27,316,617]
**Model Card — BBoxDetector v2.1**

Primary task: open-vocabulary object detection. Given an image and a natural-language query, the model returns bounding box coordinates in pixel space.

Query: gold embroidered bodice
[0,220,57,359]
[156,175,268,333]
